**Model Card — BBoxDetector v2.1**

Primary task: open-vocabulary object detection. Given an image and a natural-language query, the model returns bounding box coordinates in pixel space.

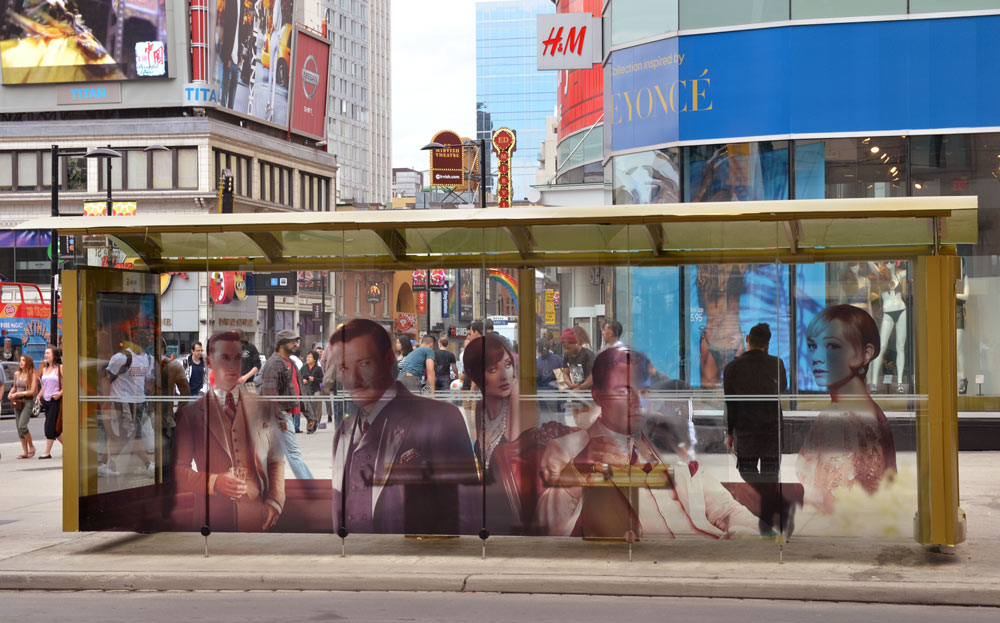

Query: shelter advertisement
[0,0,169,84]
[289,27,329,139]
[214,0,294,126]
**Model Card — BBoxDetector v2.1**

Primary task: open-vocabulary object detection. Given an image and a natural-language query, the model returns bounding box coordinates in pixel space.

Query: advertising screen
[0,0,169,84]
[289,27,329,139]
[215,0,295,126]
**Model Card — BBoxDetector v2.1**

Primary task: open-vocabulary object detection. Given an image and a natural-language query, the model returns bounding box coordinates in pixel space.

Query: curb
[2,571,1000,606]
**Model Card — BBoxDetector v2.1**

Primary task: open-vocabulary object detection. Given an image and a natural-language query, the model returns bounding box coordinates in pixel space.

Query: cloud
[391,0,477,173]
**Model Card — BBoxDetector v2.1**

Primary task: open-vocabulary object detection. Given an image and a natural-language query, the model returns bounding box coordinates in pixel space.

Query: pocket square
[399,448,423,464]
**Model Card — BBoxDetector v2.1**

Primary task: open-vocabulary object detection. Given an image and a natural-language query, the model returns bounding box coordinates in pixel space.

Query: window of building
[910,0,1000,12]
[685,141,790,202]
[791,0,906,19]
[611,0,678,46]
[679,0,788,30]
[96,147,198,191]
[213,148,252,197]
[794,137,906,200]
[259,161,293,206]
[0,151,87,192]
[612,148,681,204]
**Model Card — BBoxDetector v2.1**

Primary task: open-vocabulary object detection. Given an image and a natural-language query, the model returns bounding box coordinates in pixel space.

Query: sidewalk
[1,427,998,606]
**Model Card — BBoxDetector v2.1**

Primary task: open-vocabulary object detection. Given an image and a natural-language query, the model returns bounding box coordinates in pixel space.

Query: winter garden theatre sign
[605,14,1000,154]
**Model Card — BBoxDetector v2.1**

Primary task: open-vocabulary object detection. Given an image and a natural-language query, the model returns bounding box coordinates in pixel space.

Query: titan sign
[606,14,1000,154]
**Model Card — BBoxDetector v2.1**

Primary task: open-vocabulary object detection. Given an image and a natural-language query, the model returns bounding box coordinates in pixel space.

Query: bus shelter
[19,196,973,550]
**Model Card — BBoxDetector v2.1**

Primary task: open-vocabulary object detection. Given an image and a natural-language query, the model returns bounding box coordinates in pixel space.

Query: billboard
[214,0,294,126]
[0,0,169,84]
[428,130,464,187]
[289,27,329,139]
[606,14,1000,154]
[536,12,601,71]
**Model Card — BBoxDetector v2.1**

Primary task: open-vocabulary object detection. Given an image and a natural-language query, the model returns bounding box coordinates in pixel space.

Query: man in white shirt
[102,322,156,477]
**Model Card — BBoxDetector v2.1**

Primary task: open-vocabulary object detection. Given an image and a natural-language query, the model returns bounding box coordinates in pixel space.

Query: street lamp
[47,144,168,345]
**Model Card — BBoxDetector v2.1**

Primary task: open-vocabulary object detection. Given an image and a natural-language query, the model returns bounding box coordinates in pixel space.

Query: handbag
[31,397,42,417]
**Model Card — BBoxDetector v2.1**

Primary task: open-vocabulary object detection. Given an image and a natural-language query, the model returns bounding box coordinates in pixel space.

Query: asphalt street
[0,592,997,623]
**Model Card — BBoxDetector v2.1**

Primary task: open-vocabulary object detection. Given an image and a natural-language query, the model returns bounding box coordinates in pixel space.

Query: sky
[391,1,478,174]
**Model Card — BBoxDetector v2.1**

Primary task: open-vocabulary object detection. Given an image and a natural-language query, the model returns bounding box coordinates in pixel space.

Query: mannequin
[868,261,908,393]
[838,262,873,313]
[957,259,969,394]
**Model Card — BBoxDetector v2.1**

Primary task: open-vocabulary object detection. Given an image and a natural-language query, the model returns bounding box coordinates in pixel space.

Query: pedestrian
[397,334,436,394]
[722,322,789,535]
[37,346,63,460]
[9,354,38,459]
[434,336,458,391]
[102,322,156,476]
[560,327,595,391]
[601,319,624,350]
[259,329,313,479]
[185,341,207,396]
[300,350,324,432]
[238,330,261,394]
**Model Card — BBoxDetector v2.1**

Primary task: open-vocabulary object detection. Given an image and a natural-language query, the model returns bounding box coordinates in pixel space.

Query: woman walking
[9,354,38,459]
[300,350,324,433]
[37,347,63,460]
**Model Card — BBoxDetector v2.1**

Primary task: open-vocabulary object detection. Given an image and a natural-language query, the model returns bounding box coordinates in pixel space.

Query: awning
[15,196,977,271]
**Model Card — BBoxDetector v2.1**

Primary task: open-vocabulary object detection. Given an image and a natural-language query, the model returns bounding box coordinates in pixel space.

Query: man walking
[397,334,436,394]
[259,330,313,479]
[185,341,206,396]
[722,322,789,535]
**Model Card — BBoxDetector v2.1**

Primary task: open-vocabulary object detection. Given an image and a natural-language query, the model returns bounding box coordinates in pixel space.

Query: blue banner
[607,14,1000,153]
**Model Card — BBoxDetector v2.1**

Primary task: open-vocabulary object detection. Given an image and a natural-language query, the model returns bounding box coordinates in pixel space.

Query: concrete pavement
[1,422,998,606]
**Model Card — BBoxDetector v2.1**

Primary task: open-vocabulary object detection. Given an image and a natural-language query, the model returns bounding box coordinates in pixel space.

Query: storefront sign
[367,283,382,303]
[411,270,427,291]
[55,83,122,105]
[416,290,427,314]
[537,13,602,70]
[429,269,447,290]
[544,289,556,325]
[394,313,416,334]
[607,14,1000,154]
[428,130,465,187]
[492,128,517,208]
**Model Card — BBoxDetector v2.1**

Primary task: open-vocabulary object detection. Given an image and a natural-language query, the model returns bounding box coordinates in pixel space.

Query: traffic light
[218,170,234,213]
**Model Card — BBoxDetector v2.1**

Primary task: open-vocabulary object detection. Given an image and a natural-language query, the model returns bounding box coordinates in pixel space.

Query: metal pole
[106,144,113,213]
[49,145,59,346]
[320,271,327,342]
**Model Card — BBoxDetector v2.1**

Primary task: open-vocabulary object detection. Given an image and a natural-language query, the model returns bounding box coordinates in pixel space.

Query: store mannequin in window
[695,264,747,388]
[838,262,873,314]
[867,261,908,394]
[957,259,969,395]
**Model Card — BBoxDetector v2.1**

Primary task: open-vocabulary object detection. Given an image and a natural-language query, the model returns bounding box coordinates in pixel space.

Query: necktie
[225,392,237,422]
[360,418,370,435]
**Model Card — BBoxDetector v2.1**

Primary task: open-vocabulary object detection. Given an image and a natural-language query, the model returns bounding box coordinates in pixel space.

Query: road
[0,592,997,623]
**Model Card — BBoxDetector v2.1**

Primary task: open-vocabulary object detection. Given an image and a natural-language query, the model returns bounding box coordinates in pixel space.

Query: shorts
[105,402,148,439]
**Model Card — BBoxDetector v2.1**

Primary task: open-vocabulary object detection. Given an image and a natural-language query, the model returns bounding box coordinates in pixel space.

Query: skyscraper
[322,0,392,207]
[476,0,557,200]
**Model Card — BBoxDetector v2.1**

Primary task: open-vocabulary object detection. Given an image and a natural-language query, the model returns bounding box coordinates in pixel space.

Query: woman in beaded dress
[463,334,524,534]
[796,304,897,513]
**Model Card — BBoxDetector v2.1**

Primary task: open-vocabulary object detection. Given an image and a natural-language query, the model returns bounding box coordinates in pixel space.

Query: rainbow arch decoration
[489,269,518,310]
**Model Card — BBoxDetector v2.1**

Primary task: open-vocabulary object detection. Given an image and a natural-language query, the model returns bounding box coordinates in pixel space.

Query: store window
[684,141,789,202]
[793,137,906,200]
[612,148,681,204]
[910,0,1000,12]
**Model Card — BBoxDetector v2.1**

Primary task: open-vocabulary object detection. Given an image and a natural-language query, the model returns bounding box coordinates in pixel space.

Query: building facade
[322,0,392,206]
[599,1,1000,397]
[476,0,558,200]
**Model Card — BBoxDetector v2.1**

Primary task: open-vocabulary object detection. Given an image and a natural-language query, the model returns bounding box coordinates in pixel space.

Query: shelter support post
[62,270,80,531]
[914,254,965,546]
[518,268,538,430]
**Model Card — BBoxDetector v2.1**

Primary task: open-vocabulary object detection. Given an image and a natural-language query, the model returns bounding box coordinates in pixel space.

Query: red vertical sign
[416,291,428,314]
[290,28,331,139]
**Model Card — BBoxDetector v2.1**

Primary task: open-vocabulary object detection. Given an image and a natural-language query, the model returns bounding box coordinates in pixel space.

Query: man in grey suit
[328,319,478,535]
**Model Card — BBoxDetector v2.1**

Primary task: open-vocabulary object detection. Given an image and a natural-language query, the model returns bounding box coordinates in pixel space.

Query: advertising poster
[214,0,294,126]
[289,27,329,139]
[0,0,169,84]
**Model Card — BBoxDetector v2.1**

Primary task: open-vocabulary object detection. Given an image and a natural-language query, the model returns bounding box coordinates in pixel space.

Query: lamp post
[48,144,168,345]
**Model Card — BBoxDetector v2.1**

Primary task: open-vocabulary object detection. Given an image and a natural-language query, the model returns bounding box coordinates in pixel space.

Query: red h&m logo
[542,25,587,57]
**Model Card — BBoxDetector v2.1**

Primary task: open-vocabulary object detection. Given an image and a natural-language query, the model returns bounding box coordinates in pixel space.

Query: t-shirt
[434,349,457,388]
[398,346,435,378]
[187,356,205,395]
[106,348,154,403]
[240,341,261,378]
[562,347,595,386]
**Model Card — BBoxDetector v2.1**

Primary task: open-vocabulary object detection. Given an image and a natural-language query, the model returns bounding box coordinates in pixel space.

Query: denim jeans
[277,411,313,479]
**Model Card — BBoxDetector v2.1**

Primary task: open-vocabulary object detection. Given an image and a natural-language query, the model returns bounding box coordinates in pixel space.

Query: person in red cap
[560,327,594,391]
